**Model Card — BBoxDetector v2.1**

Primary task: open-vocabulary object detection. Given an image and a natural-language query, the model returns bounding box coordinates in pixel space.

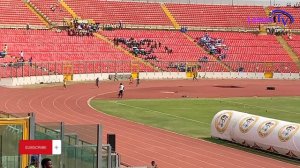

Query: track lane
[1,80,300,168]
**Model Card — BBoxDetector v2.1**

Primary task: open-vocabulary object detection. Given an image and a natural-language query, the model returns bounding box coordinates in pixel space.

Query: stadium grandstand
[1,0,300,167]
[1,0,300,82]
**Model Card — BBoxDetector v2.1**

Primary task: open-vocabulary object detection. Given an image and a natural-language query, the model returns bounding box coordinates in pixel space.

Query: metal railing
[0,24,47,30]
[0,111,120,168]
[120,24,259,32]
[1,60,299,79]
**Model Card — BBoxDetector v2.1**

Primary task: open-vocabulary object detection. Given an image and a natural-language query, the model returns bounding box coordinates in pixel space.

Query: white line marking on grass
[170,107,193,110]
[89,96,300,166]
[215,99,300,115]
[111,101,210,125]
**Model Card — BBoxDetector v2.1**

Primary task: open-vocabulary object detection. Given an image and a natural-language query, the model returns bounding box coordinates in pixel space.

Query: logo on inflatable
[239,116,259,133]
[278,124,299,142]
[215,112,232,134]
[258,120,278,138]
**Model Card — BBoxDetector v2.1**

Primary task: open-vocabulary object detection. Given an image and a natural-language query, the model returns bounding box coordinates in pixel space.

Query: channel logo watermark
[247,10,294,26]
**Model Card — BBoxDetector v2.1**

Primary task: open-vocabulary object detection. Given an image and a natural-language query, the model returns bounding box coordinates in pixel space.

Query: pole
[108,145,111,168]
[28,112,36,167]
[28,112,35,140]
[60,122,64,168]
[96,124,102,168]
[0,135,2,167]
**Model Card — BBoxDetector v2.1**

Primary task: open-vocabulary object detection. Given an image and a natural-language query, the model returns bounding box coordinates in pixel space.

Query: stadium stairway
[161,3,180,29]
[276,36,300,69]
[93,32,161,72]
[51,0,160,72]
[60,0,78,18]
[182,33,232,71]
[24,1,52,27]
[264,7,270,16]
[59,0,160,72]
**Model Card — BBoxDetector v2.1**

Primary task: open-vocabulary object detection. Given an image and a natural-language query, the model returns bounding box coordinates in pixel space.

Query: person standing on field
[114,72,118,81]
[63,77,67,89]
[96,77,100,88]
[118,83,125,98]
[129,75,133,85]
[136,77,140,86]
[192,71,198,80]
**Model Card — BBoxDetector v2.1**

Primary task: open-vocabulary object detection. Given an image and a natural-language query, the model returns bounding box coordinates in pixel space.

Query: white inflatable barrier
[211,110,300,159]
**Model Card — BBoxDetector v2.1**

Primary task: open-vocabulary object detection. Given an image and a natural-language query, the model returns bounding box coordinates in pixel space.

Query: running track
[1,79,300,168]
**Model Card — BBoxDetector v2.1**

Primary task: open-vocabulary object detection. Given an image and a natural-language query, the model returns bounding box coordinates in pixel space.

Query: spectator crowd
[0,44,8,58]
[103,20,124,30]
[0,44,33,68]
[167,62,187,72]
[266,27,291,36]
[197,33,228,61]
[113,37,173,61]
[286,2,300,7]
[67,18,100,36]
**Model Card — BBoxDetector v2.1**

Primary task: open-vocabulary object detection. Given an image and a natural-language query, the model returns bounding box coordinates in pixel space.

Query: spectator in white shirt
[20,51,24,58]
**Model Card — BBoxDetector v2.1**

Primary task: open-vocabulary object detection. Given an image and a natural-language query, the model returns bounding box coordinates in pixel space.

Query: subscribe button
[19,140,61,155]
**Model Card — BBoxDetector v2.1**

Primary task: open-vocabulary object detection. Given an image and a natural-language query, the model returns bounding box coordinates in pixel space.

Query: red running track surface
[1,79,300,168]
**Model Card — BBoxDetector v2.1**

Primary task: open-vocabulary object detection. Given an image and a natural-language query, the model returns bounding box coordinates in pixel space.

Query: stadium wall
[0,72,300,87]
[0,75,63,87]
[211,110,300,159]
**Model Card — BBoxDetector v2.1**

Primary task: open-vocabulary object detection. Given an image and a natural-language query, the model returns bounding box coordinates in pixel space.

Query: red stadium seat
[63,0,172,26]
[188,31,298,72]
[0,0,44,25]
[165,4,267,28]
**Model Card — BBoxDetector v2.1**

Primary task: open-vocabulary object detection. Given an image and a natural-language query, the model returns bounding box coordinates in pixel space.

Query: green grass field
[91,97,300,138]
[90,97,300,164]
